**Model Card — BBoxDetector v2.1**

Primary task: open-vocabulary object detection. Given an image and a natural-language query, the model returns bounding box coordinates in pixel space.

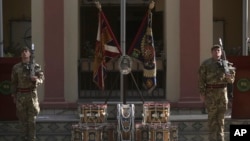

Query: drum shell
[82,126,102,141]
[169,125,178,141]
[135,124,151,141]
[71,124,103,141]
[71,124,82,141]
[136,123,170,141]
[102,124,117,141]
[143,102,170,123]
[151,126,170,141]
[79,104,107,123]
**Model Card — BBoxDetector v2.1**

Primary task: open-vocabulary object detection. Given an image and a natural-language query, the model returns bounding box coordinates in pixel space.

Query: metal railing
[78,58,166,101]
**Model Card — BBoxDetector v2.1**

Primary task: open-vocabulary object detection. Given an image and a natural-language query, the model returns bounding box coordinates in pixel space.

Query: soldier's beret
[19,46,31,55]
[21,46,30,51]
[211,44,222,51]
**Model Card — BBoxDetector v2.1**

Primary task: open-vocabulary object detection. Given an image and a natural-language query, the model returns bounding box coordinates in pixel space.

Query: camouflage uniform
[198,58,235,141]
[11,62,44,141]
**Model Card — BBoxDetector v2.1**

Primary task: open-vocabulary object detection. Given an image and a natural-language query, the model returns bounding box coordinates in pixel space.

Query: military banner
[93,6,121,90]
[128,6,157,94]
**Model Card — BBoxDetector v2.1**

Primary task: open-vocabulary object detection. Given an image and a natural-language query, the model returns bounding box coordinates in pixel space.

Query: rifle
[29,43,35,78]
[219,38,236,99]
[219,38,234,74]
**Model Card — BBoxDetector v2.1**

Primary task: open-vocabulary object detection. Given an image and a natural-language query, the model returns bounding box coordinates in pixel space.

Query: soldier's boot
[27,119,36,141]
[19,122,29,141]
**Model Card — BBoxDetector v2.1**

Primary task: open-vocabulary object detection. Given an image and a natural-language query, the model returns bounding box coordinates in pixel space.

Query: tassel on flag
[93,5,121,90]
[128,4,157,94]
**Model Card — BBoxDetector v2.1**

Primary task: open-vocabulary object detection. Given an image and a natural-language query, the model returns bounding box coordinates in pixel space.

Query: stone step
[1,114,245,141]
[1,107,249,141]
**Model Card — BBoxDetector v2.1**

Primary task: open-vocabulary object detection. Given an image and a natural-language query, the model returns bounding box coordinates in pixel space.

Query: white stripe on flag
[104,44,120,53]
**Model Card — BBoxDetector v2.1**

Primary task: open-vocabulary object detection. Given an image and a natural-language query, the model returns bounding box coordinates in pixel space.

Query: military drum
[142,102,170,123]
[135,123,150,141]
[117,104,135,141]
[79,104,107,123]
[71,124,104,141]
[71,123,116,141]
[136,123,171,141]
[102,123,117,141]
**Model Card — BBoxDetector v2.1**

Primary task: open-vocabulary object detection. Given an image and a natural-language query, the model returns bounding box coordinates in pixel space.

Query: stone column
[178,0,201,107]
[42,0,65,107]
[166,0,180,102]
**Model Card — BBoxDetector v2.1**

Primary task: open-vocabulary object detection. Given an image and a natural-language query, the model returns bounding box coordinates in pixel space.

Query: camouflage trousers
[16,92,40,141]
[204,88,228,141]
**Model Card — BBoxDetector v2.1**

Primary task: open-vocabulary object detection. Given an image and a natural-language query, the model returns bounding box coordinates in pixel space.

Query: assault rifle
[29,43,35,77]
[219,38,236,99]
[219,38,235,74]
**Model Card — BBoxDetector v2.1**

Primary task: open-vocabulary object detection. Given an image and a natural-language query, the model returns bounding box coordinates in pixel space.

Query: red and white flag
[93,11,121,90]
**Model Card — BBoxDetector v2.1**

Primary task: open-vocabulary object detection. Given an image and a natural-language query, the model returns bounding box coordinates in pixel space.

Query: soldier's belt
[17,88,32,93]
[206,84,227,89]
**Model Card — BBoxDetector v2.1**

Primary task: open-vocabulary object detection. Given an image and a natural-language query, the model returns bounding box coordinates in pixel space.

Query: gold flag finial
[149,1,155,10]
[95,1,102,11]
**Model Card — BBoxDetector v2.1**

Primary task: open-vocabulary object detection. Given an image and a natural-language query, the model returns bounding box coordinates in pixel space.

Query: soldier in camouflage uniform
[11,47,44,141]
[198,45,235,141]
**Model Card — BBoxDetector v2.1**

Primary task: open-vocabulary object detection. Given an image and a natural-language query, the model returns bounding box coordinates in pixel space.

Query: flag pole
[242,0,249,56]
[120,0,126,104]
[0,0,3,57]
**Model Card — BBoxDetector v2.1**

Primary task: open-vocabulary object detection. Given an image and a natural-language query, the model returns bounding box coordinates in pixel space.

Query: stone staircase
[0,104,249,141]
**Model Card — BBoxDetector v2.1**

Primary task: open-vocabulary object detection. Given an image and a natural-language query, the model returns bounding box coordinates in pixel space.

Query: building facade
[2,0,247,109]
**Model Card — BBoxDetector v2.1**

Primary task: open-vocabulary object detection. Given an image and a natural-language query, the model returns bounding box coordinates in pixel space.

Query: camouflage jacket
[11,62,45,95]
[198,58,235,96]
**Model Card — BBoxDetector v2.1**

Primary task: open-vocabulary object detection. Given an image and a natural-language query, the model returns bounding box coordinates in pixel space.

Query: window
[79,4,165,101]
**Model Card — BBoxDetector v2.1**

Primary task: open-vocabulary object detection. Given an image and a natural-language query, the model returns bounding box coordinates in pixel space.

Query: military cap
[19,46,31,55]
[211,44,222,51]
[21,46,30,51]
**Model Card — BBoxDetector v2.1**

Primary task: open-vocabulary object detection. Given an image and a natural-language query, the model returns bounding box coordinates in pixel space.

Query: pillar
[178,0,201,107]
[42,0,65,107]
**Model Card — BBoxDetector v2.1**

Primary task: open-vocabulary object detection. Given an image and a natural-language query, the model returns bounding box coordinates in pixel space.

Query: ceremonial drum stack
[71,104,116,141]
[71,102,178,141]
[117,104,135,141]
[138,102,178,141]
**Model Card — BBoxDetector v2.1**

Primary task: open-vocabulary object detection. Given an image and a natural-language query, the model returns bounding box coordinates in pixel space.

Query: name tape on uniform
[230,125,250,141]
